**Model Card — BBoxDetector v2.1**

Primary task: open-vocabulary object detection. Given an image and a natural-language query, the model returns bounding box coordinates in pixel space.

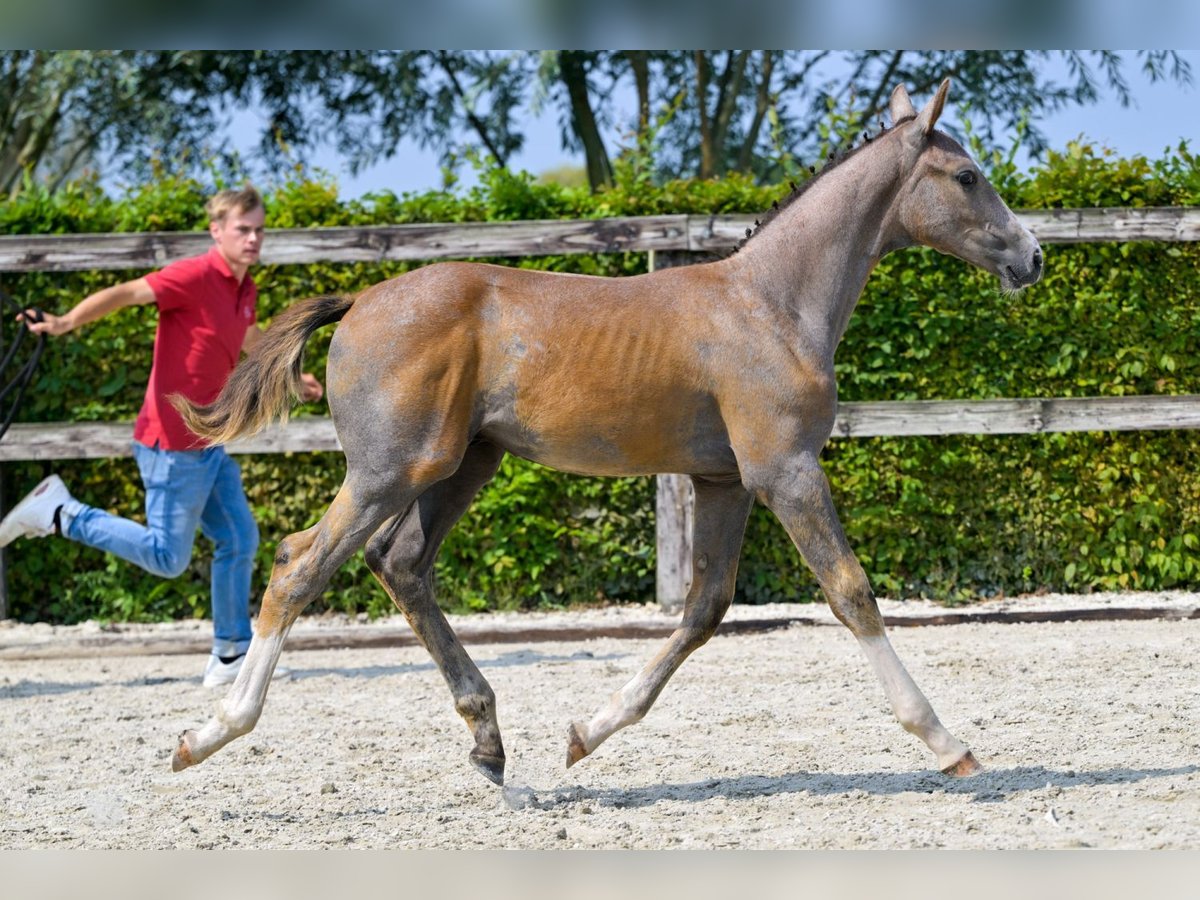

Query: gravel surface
[1,593,1198,849]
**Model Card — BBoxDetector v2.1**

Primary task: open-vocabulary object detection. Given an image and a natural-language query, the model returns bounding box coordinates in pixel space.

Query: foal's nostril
[1032,248,1043,271]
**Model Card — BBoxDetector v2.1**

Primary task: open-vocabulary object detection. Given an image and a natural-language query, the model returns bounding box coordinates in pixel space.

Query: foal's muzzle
[1004,244,1043,290]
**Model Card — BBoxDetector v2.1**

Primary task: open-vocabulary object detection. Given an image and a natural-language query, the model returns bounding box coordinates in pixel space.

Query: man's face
[210,206,266,273]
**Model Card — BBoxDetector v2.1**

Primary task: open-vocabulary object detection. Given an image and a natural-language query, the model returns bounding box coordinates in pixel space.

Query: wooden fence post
[654,468,694,614]
[648,249,702,613]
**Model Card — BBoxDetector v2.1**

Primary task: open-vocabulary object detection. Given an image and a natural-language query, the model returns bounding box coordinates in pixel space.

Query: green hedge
[2,141,1198,623]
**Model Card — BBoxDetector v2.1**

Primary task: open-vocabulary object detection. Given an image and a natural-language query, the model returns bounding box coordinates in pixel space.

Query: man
[0,186,322,687]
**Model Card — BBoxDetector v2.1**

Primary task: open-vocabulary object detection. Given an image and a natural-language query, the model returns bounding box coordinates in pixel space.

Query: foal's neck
[729,138,909,354]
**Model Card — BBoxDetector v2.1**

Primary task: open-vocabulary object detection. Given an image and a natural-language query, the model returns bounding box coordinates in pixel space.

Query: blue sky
[262,51,1199,199]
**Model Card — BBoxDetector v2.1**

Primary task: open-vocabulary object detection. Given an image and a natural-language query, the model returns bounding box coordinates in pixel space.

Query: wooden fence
[1,208,1199,274]
[1,206,1198,616]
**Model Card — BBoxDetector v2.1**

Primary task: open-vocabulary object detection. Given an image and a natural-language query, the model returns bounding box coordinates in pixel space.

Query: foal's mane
[730,113,916,255]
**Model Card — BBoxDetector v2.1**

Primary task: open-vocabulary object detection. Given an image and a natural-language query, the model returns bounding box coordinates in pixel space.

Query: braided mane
[730,113,916,255]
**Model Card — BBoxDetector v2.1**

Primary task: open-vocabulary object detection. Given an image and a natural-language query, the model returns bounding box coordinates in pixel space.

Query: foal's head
[890,79,1043,292]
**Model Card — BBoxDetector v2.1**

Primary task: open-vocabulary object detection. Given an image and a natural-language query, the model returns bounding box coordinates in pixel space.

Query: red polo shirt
[135,247,257,450]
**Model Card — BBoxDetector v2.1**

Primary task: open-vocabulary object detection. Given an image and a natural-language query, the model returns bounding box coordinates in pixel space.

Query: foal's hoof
[469,750,506,786]
[941,750,983,777]
[171,729,199,772]
[565,723,588,769]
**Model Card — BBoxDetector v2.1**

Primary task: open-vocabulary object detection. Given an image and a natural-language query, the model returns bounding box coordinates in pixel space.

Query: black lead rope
[0,287,46,443]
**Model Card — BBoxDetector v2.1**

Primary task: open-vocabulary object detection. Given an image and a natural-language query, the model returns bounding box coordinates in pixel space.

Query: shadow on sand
[0,648,625,698]
[503,764,1200,810]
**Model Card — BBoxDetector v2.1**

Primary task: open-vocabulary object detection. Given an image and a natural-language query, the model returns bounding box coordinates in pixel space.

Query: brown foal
[170,79,1042,785]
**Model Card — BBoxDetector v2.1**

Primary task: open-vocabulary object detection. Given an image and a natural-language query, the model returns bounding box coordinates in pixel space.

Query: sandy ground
[1,593,1198,849]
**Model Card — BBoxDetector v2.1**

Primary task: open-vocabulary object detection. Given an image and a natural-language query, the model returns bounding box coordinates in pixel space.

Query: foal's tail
[172,294,355,445]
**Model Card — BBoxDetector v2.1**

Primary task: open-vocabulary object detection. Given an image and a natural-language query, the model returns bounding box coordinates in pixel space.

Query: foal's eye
[957,170,978,187]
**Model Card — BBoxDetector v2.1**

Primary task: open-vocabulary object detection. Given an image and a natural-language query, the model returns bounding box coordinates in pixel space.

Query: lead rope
[0,286,46,443]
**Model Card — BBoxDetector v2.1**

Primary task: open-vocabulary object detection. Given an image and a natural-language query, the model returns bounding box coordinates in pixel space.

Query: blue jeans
[61,441,259,658]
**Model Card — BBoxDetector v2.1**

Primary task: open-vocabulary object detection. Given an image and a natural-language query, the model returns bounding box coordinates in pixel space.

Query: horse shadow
[0,678,106,697]
[506,764,1200,810]
[0,648,626,697]
[288,648,625,681]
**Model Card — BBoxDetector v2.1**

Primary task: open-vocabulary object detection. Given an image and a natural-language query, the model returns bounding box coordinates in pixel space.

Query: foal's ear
[888,84,916,122]
[915,78,951,136]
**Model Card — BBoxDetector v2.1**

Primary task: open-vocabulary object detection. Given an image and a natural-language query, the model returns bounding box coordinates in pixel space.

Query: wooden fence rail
[3,395,1199,463]
[1,207,1198,616]
[1,207,1199,273]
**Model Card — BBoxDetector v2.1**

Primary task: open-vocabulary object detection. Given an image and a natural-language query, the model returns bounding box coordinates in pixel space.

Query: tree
[0,50,535,197]
[1,50,1192,197]
[204,51,533,177]
[0,51,206,197]
[527,50,1194,190]
[570,50,1193,188]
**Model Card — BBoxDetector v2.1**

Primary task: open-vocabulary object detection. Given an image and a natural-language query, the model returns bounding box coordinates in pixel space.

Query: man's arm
[242,323,264,355]
[22,277,156,336]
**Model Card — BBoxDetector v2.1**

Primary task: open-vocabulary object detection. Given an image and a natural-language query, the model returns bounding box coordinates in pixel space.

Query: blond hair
[205,185,263,224]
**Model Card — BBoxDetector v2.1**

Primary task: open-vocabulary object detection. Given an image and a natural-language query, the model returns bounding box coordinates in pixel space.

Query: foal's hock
[170,79,1042,784]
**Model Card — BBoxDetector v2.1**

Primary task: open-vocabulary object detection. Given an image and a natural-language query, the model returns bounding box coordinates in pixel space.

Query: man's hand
[299,372,324,403]
[18,308,72,336]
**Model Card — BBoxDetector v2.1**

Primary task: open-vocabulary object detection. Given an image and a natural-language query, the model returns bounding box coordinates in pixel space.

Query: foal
[170,79,1042,784]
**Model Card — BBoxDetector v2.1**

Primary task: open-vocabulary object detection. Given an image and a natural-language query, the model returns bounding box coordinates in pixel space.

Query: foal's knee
[270,528,320,575]
[825,568,885,637]
[256,531,323,629]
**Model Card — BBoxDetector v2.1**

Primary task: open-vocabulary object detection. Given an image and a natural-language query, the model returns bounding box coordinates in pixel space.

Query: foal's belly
[479,393,739,478]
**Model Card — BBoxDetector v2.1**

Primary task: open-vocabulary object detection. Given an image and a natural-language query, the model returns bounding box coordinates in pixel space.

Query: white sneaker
[202,653,293,688]
[0,475,74,548]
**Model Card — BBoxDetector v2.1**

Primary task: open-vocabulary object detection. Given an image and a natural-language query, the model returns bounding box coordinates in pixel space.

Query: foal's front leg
[759,455,981,775]
[567,478,755,766]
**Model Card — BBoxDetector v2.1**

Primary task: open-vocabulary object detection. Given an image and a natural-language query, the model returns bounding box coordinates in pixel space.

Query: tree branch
[712,51,749,172]
[738,51,776,171]
[863,50,905,124]
[695,51,713,178]
[436,51,509,166]
[46,132,96,193]
[624,50,651,138]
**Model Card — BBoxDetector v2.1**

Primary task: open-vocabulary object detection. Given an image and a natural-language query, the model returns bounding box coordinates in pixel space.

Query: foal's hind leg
[757,455,980,775]
[172,475,412,771]
[567,478,754,767]
[364,440,509,785]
